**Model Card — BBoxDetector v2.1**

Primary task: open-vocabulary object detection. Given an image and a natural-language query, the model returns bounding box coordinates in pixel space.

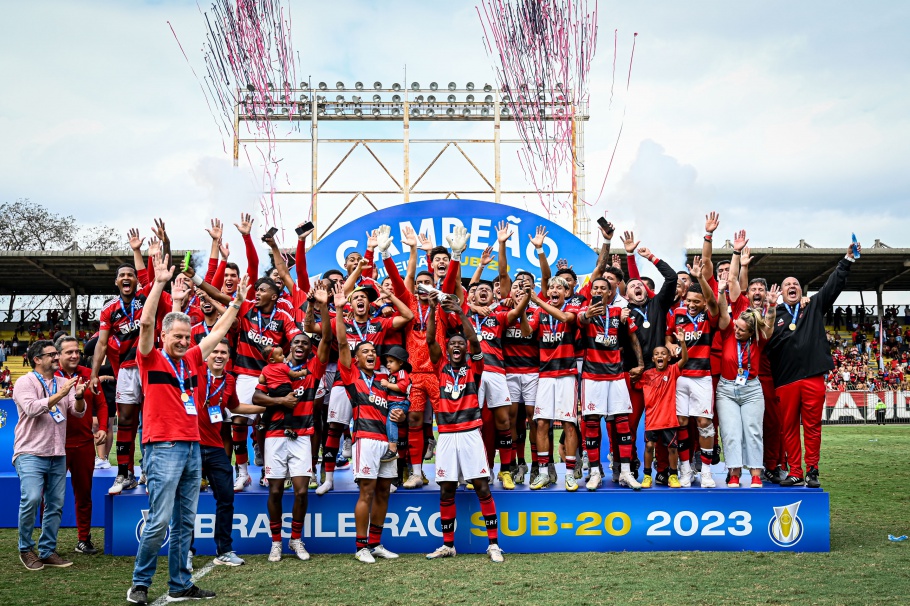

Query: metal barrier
[822,390,910,424]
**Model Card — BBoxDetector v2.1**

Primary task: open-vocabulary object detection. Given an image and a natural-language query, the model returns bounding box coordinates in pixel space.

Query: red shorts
[409,372,440,413]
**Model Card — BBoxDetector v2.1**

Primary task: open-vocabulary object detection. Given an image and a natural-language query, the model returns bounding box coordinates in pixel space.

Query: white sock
[413,463,422,476]
[324,471,334,484]
[621,462,631,473]
[238,462,249,475]
[680,460,691,473]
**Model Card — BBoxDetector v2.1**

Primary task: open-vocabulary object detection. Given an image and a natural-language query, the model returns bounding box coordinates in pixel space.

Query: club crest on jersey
[361,466,371,474]
[436,468,446,478]
[484,317,498,327]
[586,402,597,411]
[611,318,620,327]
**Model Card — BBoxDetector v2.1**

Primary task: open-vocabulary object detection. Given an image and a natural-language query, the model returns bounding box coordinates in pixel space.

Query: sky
[1,1,908,301]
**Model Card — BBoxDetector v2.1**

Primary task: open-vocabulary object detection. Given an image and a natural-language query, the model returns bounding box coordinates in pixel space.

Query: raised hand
[152,252,174,283]
[148,237,161,258]
[495,220,512,244]
[847,238,862,259]
[127,228,145,251]
[733,229,748,252]
[152,218,169,243]
[768,284,781,305]
[375,224,394,253]
[479,245,495,267]
[611,254,622,269]
[675,326,687,343]
[171,278,189,305]
[417,233,434,252]
[262,231,277,248]
[622,231,639,254]
[332,281,347,309]
[621,307,631,322]
[599,218,615,240]
[234,213,254,236]
[296,222,314,242]
[556,258,570,270]
[529,225,548,249]
[447,225,470,254]
[637,246,652,259]
[236,273,250,298]
[689,256,704,279]
[740,246,752,267]
[312,282,329,305]
[705,212,720,234]
[717,266,730,285]
[219,239,230,259]
[366,229,379,251]
[206,218,223,241]
[400,225,418,248]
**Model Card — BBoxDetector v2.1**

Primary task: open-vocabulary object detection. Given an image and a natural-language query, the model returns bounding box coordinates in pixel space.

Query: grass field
[2,426,909,606]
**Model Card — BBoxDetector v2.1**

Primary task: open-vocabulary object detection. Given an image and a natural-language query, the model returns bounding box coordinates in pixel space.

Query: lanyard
[290,363,304,372]
[162,352,188,394]
[685,311,702,327]
[187,295,197,309]
[548,303,567,333]
[360,370,375,393]
[736,340,751,374]
[448,366,464,395]
[784,302,800,324]
[416,301,430,331]
[473,313,483,334]
[205,371,226,404]
[119,297,137,323]
[202,321,212,335]
[632,303,649,325]
[257,308,276,335]
[352,320,368,341]
[34,372,57,397]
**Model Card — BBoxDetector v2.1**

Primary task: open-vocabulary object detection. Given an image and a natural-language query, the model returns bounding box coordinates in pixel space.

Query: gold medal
[788,323,796,331]
[451,389,461,399]
[181,392,190,403]
[737,368,744,376]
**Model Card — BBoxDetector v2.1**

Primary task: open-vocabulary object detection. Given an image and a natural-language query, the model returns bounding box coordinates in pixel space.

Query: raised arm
[494,221,512,297]
[443,298,482,357]
[182,263,232,306]
[311,284,333,363]
[505,283,532,324]
[717,273,731,331]
[264,233,295,292]
[530,292,577,324]
[530,226,551,293]
[813,240,859,310]
[674,326,689,369]
[294,223,313,292]
[343,258,368,296]
[470,246,495,286]
[728,229,748,302]
[152,218,171,270]
[702,211,719,282]
[591,220,615,281]
[761,284,780,340]
[138,252,174,356]
[401,226,419,293]
[205,218,223,274]
[388,292,415,330]
[234,213,258,296]
[374,224,410,302]
[198,274,249,359]
[738,247,751,293]
[639,246,678,309]
[691,256,719,318]
[426,297,442,364]
[333,283,352,368]
[127,228,147,274]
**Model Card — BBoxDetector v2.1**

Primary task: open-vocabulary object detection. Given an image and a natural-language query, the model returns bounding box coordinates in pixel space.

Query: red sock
[614,414,633,463]
[496,428,513,467]
[440,496,456,546]
[291,520,303,540]
[231,425,249,465]
[566,456,576,470]
[479,493,498,543]
[537,452,550,467]
[408,425,425,466]
[324,425,341,473]
[677,426,691,462]
[584,417,601,468]
[531,450,539,464]
[116,423,135,475]
[368,523,383,548]
[356,536,368,550]
[270,521,282,543]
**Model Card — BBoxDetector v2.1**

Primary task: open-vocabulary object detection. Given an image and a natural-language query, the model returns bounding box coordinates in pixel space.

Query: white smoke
[608,140,714,282]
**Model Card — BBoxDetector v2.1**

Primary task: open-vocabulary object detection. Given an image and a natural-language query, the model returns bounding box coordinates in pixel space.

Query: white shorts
[327,385,352,425]
[227,374,260,421]
[581,378,633,418]
[507,373,539,406]
[534,376,577,422]
[435,428,489,483]
[352,438,398,480]
[676,375,714,419]
[115,367,143,405]
[316,363,337,400]
[264,435,313,479]
[478,372,511,409]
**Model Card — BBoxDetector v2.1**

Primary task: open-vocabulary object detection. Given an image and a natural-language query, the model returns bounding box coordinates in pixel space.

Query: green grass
[2,426,909,606]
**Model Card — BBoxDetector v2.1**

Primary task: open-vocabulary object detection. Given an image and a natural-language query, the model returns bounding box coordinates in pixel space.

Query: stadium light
[427,108,435,117]
[462,107,471,116]
[336,81,345,90]
[411,107,420,116]
[427,94,436,103]
[430,82,439,91]
[318,82,327,90]
[466,94,475,103]
[355,81,364,90]
[448,82,456,91]
[373,94,381,102]
[373,81,382,90]
[299,82,309,90]
[447,94,456,103]
[415,94,425,103]
[446,107,455,117]
[466,82,474,91]
[392,82,401,91]
[391,107,400,116]
[481,106,490,116]
[354,108,363,117]
[484,95,493,104]
[411,82,420,91]
[484,84,492,92]
[392,94,402,103]
[336,94,345,102]
[372,107,381,116]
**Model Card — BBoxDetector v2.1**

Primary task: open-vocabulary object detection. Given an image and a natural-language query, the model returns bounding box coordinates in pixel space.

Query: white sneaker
[213,551,245,566]
[700,470,716,488]
[138,473,147,485]
[268,541,282,562]
[98,458,111,470]
[288,539,310,561]
[342,438,353,459]
[234,473,251,493]
[678,462,694,487]
[370,544,399,559]
[354,547,375,564]
[94,457,105,469]
[402,475,423,489]
[486,544,504,563]
[585,468,603,491]
[426,544,456,560]
[315,480,334,496]
[619,471,642,490]
[108,475,129,495]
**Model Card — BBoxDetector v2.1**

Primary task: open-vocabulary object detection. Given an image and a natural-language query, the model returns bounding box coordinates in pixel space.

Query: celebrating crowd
[11,211,860,603]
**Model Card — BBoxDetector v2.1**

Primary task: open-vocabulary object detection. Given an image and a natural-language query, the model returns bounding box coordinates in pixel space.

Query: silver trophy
[417,283,454,304]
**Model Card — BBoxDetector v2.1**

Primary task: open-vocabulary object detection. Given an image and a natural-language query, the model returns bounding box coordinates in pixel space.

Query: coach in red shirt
[127,253,247,605]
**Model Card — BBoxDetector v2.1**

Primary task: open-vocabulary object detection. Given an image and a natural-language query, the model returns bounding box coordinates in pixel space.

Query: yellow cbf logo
[768,501,803,547]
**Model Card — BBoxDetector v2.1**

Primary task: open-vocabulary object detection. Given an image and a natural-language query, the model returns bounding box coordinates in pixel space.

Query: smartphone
[261,227,278,242]
[591,295,603,305]
[851,233,860,259]
[295,221,315,236]
[182,251,193,272]
[597,217,611,232]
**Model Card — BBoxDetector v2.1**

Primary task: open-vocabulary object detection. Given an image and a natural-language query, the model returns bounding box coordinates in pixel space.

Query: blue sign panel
[105,485,829,556]
[305,199,598,284]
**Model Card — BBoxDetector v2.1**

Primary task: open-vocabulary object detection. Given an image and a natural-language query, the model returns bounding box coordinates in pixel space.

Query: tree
[0,198,122,251]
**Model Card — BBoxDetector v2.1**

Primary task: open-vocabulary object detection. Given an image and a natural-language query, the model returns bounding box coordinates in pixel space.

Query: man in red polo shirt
[127,253,246,605]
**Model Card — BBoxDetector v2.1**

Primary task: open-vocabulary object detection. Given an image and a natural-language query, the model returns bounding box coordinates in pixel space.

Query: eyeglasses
[38,352,61,359]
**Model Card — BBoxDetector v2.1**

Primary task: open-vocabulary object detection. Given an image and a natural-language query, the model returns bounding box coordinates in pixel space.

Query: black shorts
[645,429,677,448]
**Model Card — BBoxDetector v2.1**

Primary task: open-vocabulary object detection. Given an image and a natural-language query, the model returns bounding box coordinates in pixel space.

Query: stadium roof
[0,244,908,296]
[0,250,190,296]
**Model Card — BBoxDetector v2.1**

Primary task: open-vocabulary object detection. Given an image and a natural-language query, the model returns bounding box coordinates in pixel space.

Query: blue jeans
[191,445,235,556]
[716,378,765,469]
[386,400,410,443]
[15,454,66,558]
[132,441,201,593]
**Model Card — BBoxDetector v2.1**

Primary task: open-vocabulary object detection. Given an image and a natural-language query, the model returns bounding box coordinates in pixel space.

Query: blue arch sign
[307,199,597,283]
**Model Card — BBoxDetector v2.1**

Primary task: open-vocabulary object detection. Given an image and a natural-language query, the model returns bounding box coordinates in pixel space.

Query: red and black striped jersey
[99,284,169,370]
[530,305,581,378]
[385,369,410,403]
[503,304,540,375]
[669,308,718,377]
[470,309,509,375]
[581,306,638,381]
[233,301,301,377]
[258,355,328,437]
[330,316,396,386]
[434,354,484,433]
[338,361,390,443]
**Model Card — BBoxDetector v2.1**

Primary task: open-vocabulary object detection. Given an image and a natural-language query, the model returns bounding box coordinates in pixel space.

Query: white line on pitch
[151,561,216,606]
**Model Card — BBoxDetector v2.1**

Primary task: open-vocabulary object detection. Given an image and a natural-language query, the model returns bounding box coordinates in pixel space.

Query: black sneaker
[654,470,670,486]
[806,467,821,488]
[127,585,149,605]
[166,584,216,601]
[379,448,399,463]
[762,468,779,485]
[75,538,99,555]
[780,475,805,487]
[631,458,641,478]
